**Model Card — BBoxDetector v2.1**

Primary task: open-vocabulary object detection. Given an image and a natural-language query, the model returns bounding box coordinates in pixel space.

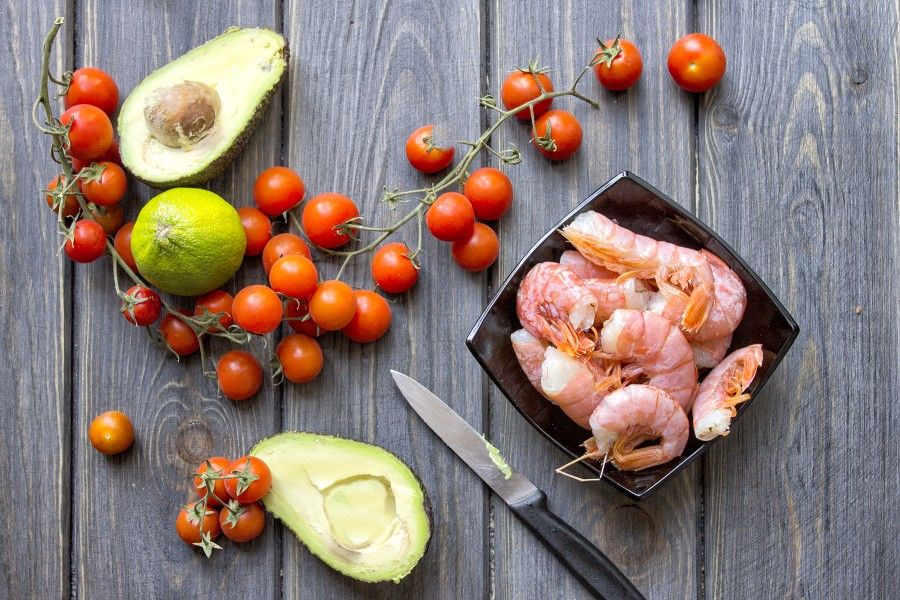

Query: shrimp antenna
[554,451,608,483]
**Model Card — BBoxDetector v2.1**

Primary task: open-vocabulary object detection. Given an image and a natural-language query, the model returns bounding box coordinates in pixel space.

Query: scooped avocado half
[250,432,431,584]
[118,27,287,188]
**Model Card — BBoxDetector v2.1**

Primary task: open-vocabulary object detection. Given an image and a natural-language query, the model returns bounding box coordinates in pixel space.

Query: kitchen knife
[390,370,644,600]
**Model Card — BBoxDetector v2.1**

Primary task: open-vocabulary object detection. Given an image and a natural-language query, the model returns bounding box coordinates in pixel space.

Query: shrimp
[560,211,714,332]
[516,262,598,356]
[540,347,600,428]
[690,250,747,342]
[511,329,548,392]
[599,309,698,413]
[692,344,763,441]
[691,333,733,369]
[585,384,689,471]
[585,277,653,323]
[559,250,619,279]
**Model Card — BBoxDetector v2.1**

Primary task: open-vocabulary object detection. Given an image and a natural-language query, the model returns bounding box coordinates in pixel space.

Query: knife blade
[390,370,645,600]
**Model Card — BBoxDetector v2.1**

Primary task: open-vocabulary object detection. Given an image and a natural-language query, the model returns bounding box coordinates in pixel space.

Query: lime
[131,188,246,296]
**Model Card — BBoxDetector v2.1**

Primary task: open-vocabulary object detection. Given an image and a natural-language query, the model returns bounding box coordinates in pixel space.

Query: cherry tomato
[452,222,499,272]
[160,311,200,357]
[71,139,120,172]
[532,109,582,161]
[176,501,221,545]
[667,33,726,92]
[88,410,134,455]
[500,69,554,120]
[371,242,418,294]
[193,457,231,506]
[301,193,360,249]
[342,290,392,343]
[45,175,80,218]
[308,280,357,331]
[216,350,263,401]
[64,67,119,115]
[405,125,455,174]
[224,456,272,503]
[426,192,475,241]
[113,221,138,272]
[64,219,106,263]
[78,161,127,206]
[276,334,324,383]
[194,289,234,332]
[269,254,318,299]
[285,298,322,337]
[59,104,113,160]
[87,201,124,234]
[262,232,311,275]
[232,285,283,335]
[593,37,643,91]
[121,284,161,326]
[238,206,272,257]
[253,166,305,216]
[220,501,266,543]
[463,167,513,220]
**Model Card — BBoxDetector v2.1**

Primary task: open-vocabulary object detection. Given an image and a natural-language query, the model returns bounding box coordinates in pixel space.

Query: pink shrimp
[560,249,653,323]
[559,250,619,279]
[511,329,548,392]
[560,211,714,332]
[691,333,733,369]
[690,250,747,341]
[584,384,689,471]
[516,262,598,356]
[539,347,600,428]
[598,309,698,413]
[692,344,763,441]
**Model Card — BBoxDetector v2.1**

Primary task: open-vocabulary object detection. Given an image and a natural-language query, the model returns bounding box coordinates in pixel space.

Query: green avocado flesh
[250,432,431,584]
[118,27,287,188]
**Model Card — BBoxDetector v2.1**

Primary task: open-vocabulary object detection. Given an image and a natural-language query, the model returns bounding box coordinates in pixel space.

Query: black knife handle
[509,489,645,600]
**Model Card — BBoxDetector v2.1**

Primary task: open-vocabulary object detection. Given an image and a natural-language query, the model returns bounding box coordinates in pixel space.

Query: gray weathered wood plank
[70,2,281,598]
[280,0,488,597]
[0,3,72,597]
[698,2,900,598]
[489,2,700,598]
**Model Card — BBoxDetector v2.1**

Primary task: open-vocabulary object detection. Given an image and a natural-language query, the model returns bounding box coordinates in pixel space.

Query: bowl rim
[465,170,800,500]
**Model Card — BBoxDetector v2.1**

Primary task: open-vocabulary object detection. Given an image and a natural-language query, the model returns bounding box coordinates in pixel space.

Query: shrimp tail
[681,282,713,332]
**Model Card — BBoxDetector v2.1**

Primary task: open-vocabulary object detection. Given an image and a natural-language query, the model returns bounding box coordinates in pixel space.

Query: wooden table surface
[3,1,897,599]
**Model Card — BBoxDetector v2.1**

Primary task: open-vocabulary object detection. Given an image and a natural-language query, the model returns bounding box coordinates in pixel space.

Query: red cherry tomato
[301,193,360,249]
[79,161,127,206]
[193,457,231,506]
[371,242,418,294]
[500,69,554,120]
[87,202,124,235]
[262,233,311,275]
[64,67,119,115]
[71,139,120,172]
[269,254,318,299]
[667,33,726,92]
[45,175,80,218]
[308,280,357,331]
[113,221,138,272]
[216,351,263,402]
[238,207,272,257]
[59,104,113,160]
[224,456,272,503]
[232,285,283,335]
[276,334,324,383]
[219,501,266,542]
[405,125,455,174]
[451,222,499,272]
[531,109,582,161]
[64,219,106,263]
[426,192,475,241]
[175,501,221,545]
[285,298,322,337]
[593,37,643,91]
[194,289,234,332]
[342,290,392,343]
[463,167,513,220]
[160,311,200,357]
[253,166,305,216]
[121,285,161,326]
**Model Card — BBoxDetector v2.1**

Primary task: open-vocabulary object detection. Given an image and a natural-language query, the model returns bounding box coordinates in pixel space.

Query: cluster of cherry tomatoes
[176,455,272,555]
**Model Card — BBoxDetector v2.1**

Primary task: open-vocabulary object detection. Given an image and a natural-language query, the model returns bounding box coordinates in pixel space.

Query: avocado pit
[144,80,221,149]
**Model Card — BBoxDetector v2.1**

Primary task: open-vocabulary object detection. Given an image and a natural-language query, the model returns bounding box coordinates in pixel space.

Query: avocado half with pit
[118,27,287,188]
[250,432,431,584]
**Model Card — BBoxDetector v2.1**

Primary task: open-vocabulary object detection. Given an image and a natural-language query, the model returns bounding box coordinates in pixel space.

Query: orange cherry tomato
[193,456,231,506]
[224,456,272,503]
[219,501,266,542]
[269,254,318,299]
[160,311,200,357]
[308,280,357,331]
[500,69,554,120]
[79,161,127,206]
[370,242,418,294]
[405,125,455,174]
[262,233,311,275]
[285,298,322,338]
[342,290,392,343]
[463,167,513,220]
[88,410,134,455]
[593,37,643,91]
[301,193,359,249]
[238,206,272,257]
[452,222,499,272]
[426,192,475,241]
[176,501,221,545]
[113,221,138,272]
[667,33,726,92]
[216,351,263,401]
[232,285,283,335]
[87,201,124,234]
[276,333,324,383]
[531,109,582,161]
[45,175,80,218]
[253,166,305,216]
[194,289,234,332]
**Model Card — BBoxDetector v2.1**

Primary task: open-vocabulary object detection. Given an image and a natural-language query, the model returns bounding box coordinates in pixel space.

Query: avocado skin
[121,28,289,189]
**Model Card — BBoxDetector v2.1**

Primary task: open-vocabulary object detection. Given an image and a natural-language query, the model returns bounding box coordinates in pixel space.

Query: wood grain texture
[0,2,72,597]
[489,1,700,598]
[279,0,487,597]
[70,2,281,598]
[698,1,900,598]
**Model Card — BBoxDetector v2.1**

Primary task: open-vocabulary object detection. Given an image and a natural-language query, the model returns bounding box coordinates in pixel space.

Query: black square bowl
[466,172,799,500]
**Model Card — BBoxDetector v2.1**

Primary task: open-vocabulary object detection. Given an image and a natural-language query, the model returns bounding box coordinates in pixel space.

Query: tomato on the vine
[232,284,283,335]
[224,456,272,503]
[194,289,234,332]
[501,68,554,120]
[371,242,418,294]
[45,175,80,218]
[285,299,322,337]
[59,104,113,160]
[342,290,392,343]
[276,334,324,383]
[301,193,359,249]
[71,139,120,172]
[253,166,305,216]
[64,67,119,115]
[193,457,231,506]
[79,161,127,206]
[176,501,221,545]
[269,254,318,299]
[426,192,475,241]
[121,284,161,326]
[216,351,263,402]
[220,501,266,543]
[113,221,138,272]
[308,280,357,331]
[262,233,311,275]
[238,206,272,256]
[463,167,513,220]
[87,202,124,234]
[532,109,582,161]
[593,37,643,91]
[667,33,726,92]
[64,219,106,263]
[405,125,455,174]
[88,410,134,455]
[160,311,200,357]
[452,222,499,272]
